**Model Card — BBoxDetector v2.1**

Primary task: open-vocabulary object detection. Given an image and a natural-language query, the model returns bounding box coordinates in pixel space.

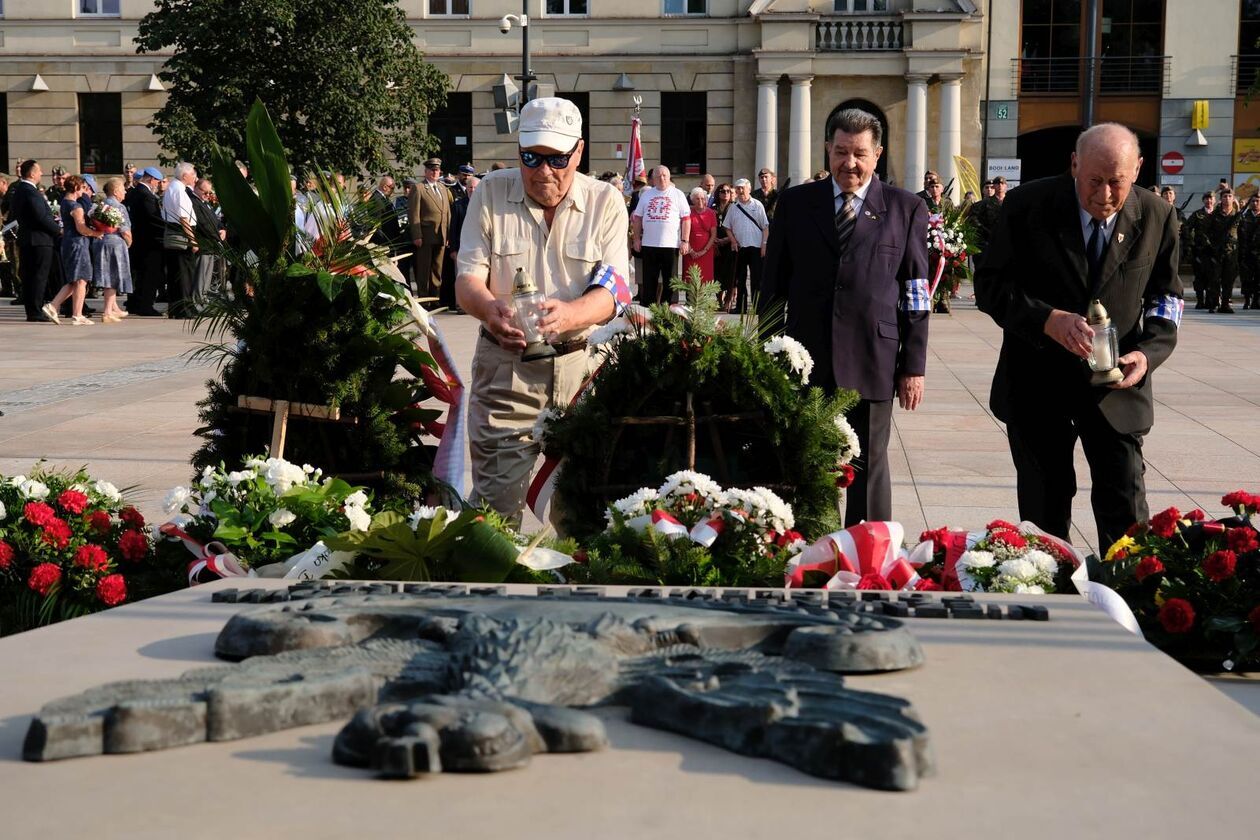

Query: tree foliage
[137,0,449,175]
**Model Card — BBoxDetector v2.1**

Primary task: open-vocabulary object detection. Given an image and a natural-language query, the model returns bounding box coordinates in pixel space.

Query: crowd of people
[1,160,226,324]
[1179,183,1260,312]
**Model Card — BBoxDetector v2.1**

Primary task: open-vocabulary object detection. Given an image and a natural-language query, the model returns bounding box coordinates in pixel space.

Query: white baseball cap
[518,97,583,152]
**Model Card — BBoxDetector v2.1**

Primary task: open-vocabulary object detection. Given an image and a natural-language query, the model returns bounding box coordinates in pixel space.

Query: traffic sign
[1161,151,1185,174]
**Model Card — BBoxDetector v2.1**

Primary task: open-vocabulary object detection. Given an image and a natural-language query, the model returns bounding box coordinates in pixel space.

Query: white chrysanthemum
[163,486,192,515]
[531,407,561,446]
[268,508,297,528]
[957,550,995,570]
[262,458,308,494]
[833,414,861,464]
[1012,583,1046,595]
[997,557,1038,580]
[14,476,50,500]
[763,335,815,384]
[658,470,724,503]
[92,480,122,503]
[723,486,794,532]
[588,318,633,348]
[344,490,369,510]
[611,487,659,518]
[1024,549,1059,577]
[344,505,371,532]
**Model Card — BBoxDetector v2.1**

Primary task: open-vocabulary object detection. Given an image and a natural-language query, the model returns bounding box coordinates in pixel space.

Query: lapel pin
[1117,233,1125,243]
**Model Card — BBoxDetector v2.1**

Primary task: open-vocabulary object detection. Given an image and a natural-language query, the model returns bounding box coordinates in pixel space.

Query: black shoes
[26,313,54,323]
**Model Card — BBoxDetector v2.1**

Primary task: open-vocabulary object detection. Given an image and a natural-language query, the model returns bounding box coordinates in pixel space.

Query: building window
[1239,0,1260,94]
[545,0,588,15]
[566,91,591,174]
[426,92,473,171]
[78,0,121,16]
[1099,0,1164,93]
[78,93,123,175]
[660,92,706,177]
[428,0,469,14]
[1020,0,1083,93]
[664,0,707,14]
[834,0,889,11]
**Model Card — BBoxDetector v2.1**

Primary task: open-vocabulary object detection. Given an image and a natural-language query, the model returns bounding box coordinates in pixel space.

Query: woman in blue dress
[43,175,104,325]
[91,177,133,323]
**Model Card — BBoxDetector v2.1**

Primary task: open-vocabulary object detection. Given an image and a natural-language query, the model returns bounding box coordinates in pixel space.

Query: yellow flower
[1105,535,1137,562]
[1154,590,1165,607]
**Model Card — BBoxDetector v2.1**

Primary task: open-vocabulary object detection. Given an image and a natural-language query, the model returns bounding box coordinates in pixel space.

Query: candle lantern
[511,267,556,362]
[1085,299,1123,386]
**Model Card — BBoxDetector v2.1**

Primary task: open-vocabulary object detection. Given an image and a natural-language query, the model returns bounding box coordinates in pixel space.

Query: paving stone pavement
[3,286,1260,554]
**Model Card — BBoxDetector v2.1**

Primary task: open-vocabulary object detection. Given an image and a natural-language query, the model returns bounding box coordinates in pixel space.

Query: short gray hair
[825,108,883,148]
[689,187,709,202]
[173,161,196,180]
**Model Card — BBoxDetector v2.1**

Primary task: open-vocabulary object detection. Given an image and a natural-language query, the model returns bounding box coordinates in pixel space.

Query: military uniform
[1182,208,1217,309]
[1210,209,1241,313]
[970,196,1003,266]
[1240,209,1260,309]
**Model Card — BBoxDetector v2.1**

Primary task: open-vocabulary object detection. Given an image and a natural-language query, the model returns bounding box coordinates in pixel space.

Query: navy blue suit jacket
[9,180,61,248]
[761,177,931,402]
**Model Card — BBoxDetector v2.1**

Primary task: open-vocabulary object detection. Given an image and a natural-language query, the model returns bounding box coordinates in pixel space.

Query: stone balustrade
[815,16,904,52]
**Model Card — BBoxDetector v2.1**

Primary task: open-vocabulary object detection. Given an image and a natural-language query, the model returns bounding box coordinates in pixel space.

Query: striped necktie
[835,192,857,254]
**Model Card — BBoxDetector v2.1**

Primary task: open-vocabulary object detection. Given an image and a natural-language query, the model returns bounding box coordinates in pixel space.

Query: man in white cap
[456,96,631,527]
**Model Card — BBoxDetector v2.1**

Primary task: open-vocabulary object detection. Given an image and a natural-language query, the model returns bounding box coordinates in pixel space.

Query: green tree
[136,0,449,176]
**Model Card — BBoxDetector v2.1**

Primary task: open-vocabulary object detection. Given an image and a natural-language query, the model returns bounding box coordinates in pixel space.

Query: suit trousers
[639,246,677,305]
[734,246,763,314]
[468,336,596,530]
[414,242,444,298]
[164,247,197,317]
[19,243,54,319]
[1005,399,1148,552]
[128,248,163,313]
[844,398,893,526]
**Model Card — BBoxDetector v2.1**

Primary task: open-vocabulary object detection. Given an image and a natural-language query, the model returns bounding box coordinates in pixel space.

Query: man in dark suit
[123,167,165,315]
[366,175,403,253]
[762,108,931,525]
[9,160,61,322]
[975,123,1181,550]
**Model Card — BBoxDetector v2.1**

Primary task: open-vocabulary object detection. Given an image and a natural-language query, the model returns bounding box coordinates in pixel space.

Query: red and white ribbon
[420,322,466,497]
[160,522,256,586]
[926,251,949,299]
[649,509,690,539]
[785,521,923,590]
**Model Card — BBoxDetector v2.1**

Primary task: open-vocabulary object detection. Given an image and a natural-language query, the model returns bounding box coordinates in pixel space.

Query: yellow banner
[1233,139,1260,173]
[953,155,982,201]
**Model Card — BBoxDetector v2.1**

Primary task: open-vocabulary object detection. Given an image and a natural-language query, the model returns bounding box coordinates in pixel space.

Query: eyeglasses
[519,142,580,170]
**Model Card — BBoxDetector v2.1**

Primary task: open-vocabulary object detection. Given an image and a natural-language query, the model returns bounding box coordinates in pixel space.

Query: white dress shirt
[832,175,875,217]
[162,180,194,225]
[1078,204,1118,247]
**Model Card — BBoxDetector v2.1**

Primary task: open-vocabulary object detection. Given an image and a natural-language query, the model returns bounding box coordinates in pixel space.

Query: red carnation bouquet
[0,464,160,636]
[1090,492,1260,672]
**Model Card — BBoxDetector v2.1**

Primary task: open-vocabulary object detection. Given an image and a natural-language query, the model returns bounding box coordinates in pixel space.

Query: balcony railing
[1231,54,1260,96]
[1012,55,1171,96]
[816,16,904,52]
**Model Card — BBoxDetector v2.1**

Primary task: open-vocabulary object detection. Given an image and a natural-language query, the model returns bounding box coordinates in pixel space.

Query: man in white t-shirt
[631,165,690,304]
[725,178,770,313]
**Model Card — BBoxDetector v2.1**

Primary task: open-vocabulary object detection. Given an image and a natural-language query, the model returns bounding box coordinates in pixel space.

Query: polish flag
[624,116,645,196]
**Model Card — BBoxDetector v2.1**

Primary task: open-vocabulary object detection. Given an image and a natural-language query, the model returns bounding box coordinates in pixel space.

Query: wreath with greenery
[540,271,859,541]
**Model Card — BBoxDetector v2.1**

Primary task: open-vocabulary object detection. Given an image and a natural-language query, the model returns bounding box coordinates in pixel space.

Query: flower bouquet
[1089,493,1260,672]
[926,206,980,314]
[325,505,569,583]
[90,202,124,235]
[915,520,1080,594]
[47,198,62,230]
[155,456,374,583]
[562,470,806,587]
[0,465,158,635]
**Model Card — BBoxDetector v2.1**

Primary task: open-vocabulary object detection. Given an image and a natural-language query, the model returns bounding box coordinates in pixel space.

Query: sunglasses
[519,142,580,170]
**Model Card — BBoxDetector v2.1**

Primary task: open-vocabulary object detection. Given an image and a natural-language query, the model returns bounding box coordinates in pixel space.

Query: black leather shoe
[1219,304,1236,314]
[26,313,54,322]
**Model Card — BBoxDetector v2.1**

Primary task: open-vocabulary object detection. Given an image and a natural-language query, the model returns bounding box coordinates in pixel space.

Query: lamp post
[499,1,536,105]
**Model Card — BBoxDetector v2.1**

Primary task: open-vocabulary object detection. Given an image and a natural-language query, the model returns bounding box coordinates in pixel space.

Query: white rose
[407,506,442,530]
[162,486,192,515]
[268,508,297,528]
[344,490,370,509]
[345,505,371,532]
[263,459,307,493]
[93,480,122,503]
[225,470,252,487]
[302,464,316,474]
[25,480,49,500]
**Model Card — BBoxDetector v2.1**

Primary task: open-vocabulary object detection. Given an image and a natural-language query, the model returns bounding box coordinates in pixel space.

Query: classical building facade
[1,0,986,195]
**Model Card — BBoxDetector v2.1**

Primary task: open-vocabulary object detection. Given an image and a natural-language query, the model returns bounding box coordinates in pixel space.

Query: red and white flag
[624,116,645,197]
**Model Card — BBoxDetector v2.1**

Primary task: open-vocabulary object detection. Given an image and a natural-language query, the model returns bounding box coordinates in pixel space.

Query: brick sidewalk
[4,288,1260,553]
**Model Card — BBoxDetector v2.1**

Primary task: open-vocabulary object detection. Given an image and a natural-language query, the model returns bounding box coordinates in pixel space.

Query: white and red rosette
[785,521,928,591]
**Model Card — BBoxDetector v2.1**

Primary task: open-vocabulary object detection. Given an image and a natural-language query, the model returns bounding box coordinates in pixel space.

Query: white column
[788,75,813,187]
[904,75,928,194]
[937,75,963,201]
[755,76,779,177]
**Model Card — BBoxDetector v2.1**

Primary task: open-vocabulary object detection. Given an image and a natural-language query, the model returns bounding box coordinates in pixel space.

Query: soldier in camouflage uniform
[1182,192,1216,309]
[1210,190,1241,314]
[1242,192,1260,309]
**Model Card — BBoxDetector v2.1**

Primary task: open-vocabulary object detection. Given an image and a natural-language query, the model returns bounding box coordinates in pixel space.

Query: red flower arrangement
[914,520,1080,593]
[1094,490,1260,671]
[1,466,162,636]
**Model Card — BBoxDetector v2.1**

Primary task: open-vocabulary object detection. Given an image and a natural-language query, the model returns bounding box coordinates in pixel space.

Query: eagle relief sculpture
[23,586,934,792]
